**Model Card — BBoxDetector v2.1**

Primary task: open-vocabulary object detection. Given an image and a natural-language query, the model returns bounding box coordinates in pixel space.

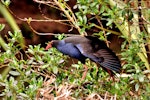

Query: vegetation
[0,0,150,99]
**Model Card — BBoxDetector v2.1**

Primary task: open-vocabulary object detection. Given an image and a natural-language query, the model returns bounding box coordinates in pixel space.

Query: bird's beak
[45,41,53,50]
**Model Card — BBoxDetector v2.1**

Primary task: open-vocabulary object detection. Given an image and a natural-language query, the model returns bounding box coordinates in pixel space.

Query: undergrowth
[0,0,150,99]
[0,30,149,99]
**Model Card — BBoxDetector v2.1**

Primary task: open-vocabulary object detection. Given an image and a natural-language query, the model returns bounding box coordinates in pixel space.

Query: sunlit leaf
[139,74,144,82]
[9,71,20,76]
[135,83,139,91]
[0,24,5,31]
[52,66,58,74]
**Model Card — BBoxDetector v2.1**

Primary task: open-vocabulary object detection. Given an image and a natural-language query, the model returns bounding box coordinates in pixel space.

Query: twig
[27,20,80,36]
[96,16,110,47]
[53,0,87,35]
[92,23,121,35]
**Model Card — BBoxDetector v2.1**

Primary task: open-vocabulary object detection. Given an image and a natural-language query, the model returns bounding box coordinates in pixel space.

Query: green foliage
[55,33,66,40]
[0,0,150,99]
[120,33,150,99]
[75,0,100,33]
[1,32,149,99]
[0,1,25,49]
[0,32,67,99]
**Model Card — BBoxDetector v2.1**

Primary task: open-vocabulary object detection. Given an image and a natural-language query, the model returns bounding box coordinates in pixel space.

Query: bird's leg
[106,69,115,81]
[81,65,88,81]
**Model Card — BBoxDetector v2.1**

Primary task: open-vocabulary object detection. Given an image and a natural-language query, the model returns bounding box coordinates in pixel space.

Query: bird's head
[45,41,54,50]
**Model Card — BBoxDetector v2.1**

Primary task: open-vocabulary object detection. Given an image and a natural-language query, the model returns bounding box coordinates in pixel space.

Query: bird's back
[64,36,90,44]
[64,36,121,73]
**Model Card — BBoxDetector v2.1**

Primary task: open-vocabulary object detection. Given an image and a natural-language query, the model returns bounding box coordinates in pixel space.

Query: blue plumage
[55,40,86,63]
[46,36,121,77]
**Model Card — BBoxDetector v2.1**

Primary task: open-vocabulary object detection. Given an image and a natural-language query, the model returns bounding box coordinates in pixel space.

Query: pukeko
[46,36,121,80]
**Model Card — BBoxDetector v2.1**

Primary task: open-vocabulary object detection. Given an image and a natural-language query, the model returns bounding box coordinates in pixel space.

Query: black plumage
[46,36,121,77]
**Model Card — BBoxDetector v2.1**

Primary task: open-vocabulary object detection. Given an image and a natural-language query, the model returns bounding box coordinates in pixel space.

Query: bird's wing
[75,43,121,73]
[94,49,121,73]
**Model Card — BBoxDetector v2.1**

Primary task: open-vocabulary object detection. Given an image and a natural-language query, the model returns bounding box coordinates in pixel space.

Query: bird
[45,35,121,80]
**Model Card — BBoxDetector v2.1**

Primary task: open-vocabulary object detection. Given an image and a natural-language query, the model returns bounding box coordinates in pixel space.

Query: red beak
[45,42,52,50]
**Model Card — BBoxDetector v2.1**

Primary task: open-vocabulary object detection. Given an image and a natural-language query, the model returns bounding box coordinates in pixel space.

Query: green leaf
[27,49,34,55]
[56,34,66,40]
[41,64,49,69]
[27,57,34,64]
[83,15,87,24]
[52,66,58,74]
[0,24,5,31]
[115,83,120,89]
[18,93,29,98]
[78,15,83,23]
[138,74,144,82]
[135,83,139,91]
[106,19,113,26]
[72,64,80,70]
[100,5,105,14]
[9,70,20,76]
[25,70,31,76]
[86,72,92,80]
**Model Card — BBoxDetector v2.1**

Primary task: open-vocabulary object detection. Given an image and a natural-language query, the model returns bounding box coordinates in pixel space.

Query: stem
[93,23,121,35]
[0,35,9,51]
[1,66,11,79]
[0,2,25,49]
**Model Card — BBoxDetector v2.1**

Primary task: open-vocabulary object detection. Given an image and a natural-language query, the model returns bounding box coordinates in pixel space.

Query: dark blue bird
[46,36,121,80]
